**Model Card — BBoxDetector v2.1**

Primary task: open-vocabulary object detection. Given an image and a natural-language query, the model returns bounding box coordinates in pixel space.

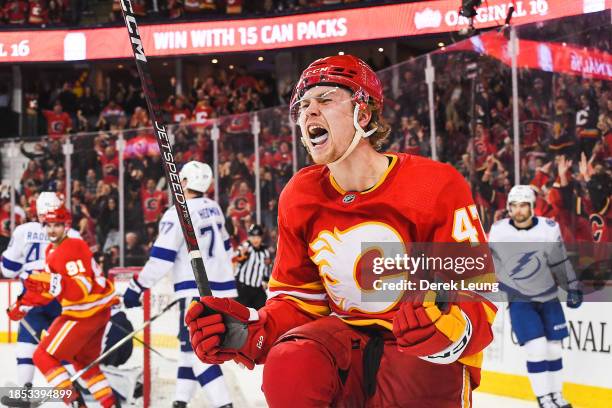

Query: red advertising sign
[446,30,612,81]
[0,0,608,63]
[0,30,70,62]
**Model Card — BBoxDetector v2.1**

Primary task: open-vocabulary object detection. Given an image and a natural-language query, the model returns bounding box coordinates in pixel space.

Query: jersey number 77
[199,224,223,257]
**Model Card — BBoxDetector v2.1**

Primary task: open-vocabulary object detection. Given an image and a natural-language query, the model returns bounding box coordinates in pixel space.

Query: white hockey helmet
[507,185,536,212]
[179,161,213,193]
[36,192,62,218]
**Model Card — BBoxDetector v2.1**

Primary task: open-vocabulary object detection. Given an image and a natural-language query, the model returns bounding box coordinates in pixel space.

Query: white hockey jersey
[137,197,237,298]
[488,216,578,302]
[1,222,81,279]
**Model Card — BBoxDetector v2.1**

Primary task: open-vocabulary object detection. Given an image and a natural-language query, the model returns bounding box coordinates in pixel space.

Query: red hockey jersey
[170,107,191,123]
[141,188,167,224]
[99,152,119,185]
[193,104,214,128]
[28,0,48,24]
[589,198,611,244]
[267,153,497,384]
[44,238,117,319]
[43,110,72,138]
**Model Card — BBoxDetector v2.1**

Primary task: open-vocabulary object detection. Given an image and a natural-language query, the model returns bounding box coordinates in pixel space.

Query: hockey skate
[549,392,573,408]
[537,393,558,408]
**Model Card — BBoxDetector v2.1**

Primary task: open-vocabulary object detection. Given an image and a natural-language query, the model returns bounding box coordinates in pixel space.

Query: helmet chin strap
[329,105,377,165]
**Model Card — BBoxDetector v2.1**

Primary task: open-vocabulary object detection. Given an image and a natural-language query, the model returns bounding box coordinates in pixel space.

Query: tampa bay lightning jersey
[488,216,577,302]
[137,197,237,298]
[1,222,81,279]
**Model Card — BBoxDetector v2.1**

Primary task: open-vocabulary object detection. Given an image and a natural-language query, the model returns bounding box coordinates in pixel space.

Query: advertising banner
[446,30,612,80]
[0,0,607,63]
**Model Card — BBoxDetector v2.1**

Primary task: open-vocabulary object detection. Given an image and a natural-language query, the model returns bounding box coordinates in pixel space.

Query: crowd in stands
[1,12,610,276]
[380,49,611,247]
[0,0,76,25]
[0,0,391,27]
[3,65,285,271]
[110,0,385,23]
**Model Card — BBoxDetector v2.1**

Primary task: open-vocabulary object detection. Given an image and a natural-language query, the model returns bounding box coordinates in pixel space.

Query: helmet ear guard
[352,89,370,112]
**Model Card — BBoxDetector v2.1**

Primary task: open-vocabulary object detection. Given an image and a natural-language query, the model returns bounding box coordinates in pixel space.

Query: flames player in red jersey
[186,55,497,407]
[19,206,118,407]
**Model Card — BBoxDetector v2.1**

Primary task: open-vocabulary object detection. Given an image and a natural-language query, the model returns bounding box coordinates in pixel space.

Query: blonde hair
[365,101,390,151]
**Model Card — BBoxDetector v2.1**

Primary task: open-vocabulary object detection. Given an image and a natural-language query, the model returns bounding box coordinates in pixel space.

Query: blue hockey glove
[123,278,145,308]
[566,289,583,309]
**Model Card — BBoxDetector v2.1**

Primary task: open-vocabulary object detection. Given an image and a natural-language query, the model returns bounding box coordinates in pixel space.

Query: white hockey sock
[16,342,37,386]
[193,356,231,407]
[175,376,198,404]
[523,337,553,397]
[175,350,198,403]
[547,340,564,393]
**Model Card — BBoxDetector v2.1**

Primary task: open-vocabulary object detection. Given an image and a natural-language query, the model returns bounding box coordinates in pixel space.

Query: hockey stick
[6,302,41,342]
[68,299,179,383]
[0,310,41,407]
[119,0,211,298]
[19,319,40,344]
[15,305,171,360]
[11,299,180,408]
[111,318,177,362]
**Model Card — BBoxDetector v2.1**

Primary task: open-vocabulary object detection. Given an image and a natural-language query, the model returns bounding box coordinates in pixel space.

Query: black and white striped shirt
[235,242,271,287]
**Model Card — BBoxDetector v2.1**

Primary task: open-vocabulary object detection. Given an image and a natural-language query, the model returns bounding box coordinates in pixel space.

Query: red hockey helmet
[289,55,383,122]
[43,205,72,226]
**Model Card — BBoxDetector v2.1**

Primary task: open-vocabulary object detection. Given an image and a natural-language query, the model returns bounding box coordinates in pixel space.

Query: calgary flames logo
[590,214,604,243]
[310,222,408,314]
[145,197,159,211]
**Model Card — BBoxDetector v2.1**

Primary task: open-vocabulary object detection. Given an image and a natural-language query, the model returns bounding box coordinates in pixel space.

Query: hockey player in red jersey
[186,55,497,407]
[18,206,118,407]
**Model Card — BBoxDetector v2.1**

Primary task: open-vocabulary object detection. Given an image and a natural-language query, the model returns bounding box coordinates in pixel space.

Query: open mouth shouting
[307,124,330,151]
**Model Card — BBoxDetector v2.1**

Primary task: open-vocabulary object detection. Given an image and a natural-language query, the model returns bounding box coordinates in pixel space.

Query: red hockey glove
[185,297,267,369]
[24,272,62,297]
[392,291,472,364]
[7,298,32,321]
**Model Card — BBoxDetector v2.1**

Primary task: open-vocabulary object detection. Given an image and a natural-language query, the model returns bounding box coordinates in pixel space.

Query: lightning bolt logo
[510,250,541,280]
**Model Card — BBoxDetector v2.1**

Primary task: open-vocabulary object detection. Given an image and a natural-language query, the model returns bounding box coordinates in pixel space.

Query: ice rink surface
[0,343,538,408]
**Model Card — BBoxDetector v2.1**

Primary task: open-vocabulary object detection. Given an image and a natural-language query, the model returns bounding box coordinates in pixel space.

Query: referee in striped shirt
[234,224,271,309]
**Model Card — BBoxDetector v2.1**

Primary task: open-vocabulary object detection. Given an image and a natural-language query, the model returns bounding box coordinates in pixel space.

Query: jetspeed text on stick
[154,121,185,206]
